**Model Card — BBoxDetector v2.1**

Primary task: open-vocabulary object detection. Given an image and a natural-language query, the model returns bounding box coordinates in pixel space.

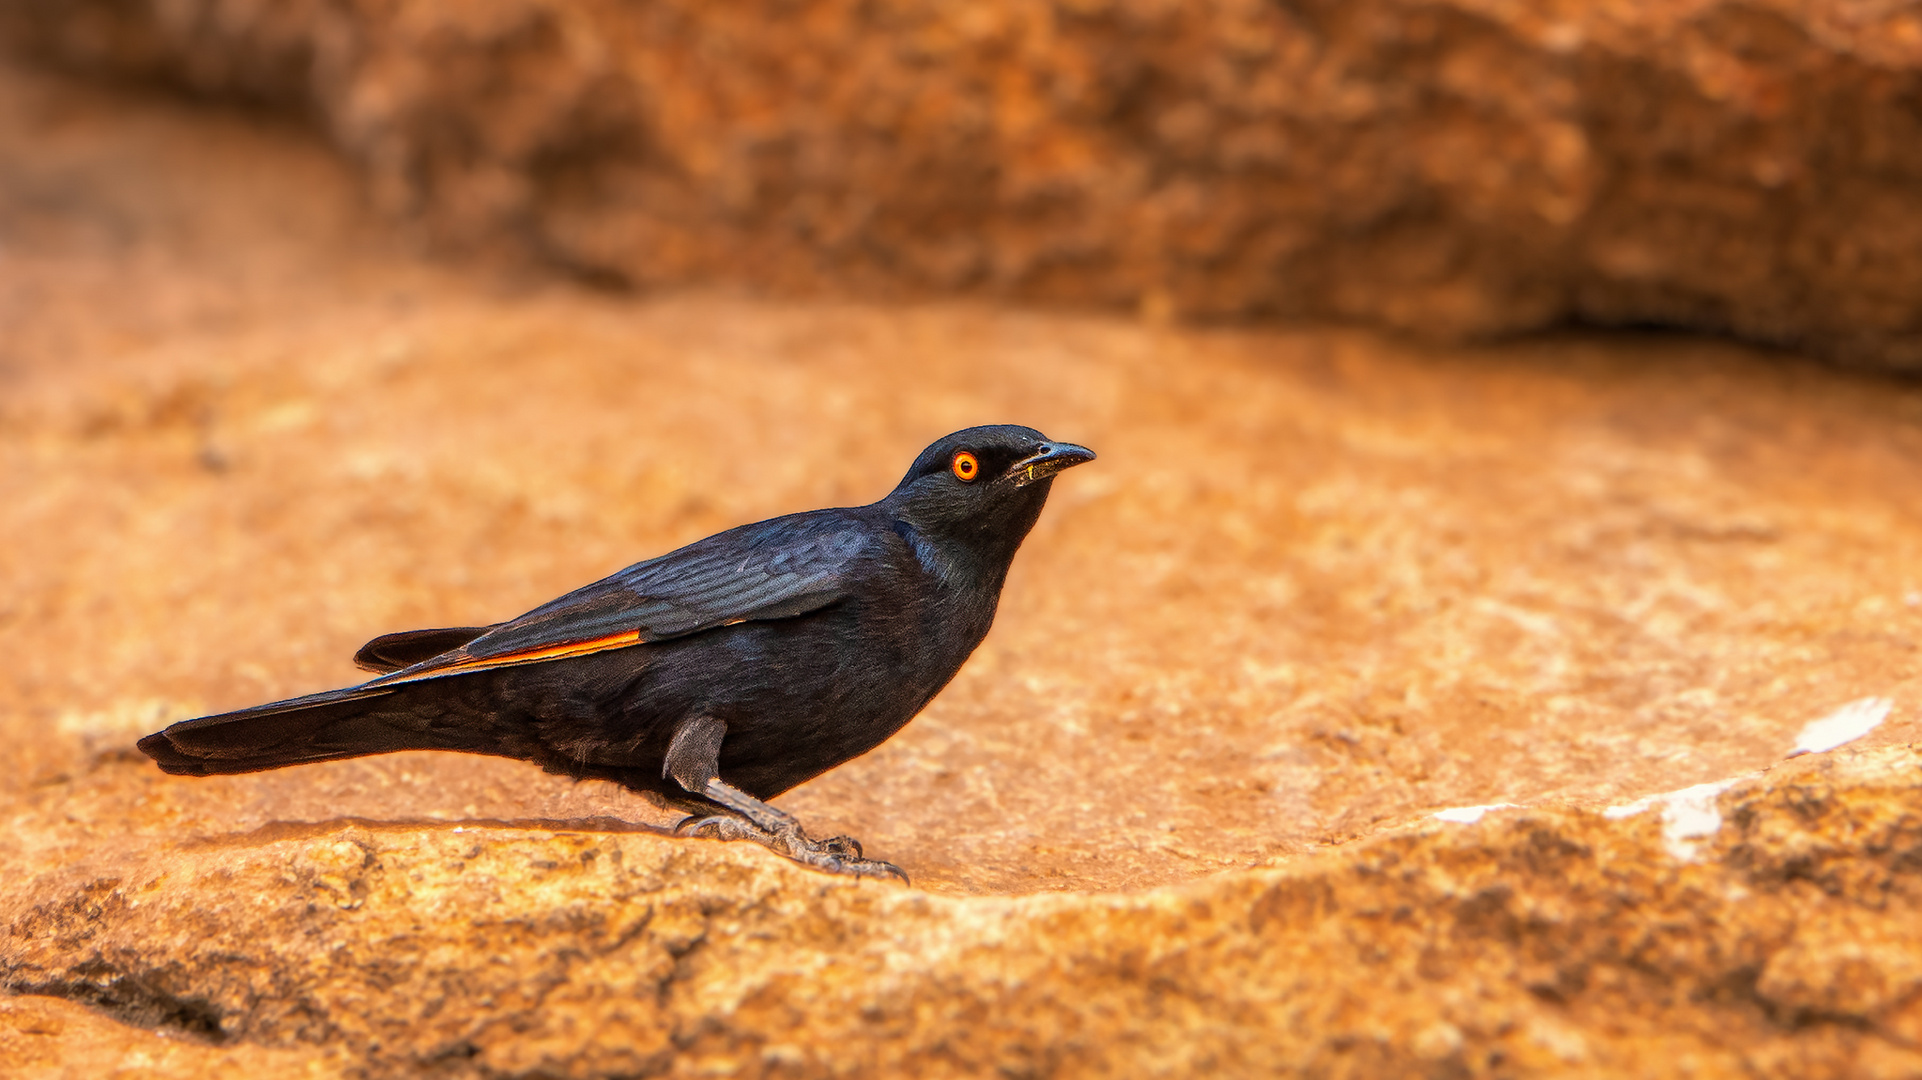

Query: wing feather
[362,512,877,688]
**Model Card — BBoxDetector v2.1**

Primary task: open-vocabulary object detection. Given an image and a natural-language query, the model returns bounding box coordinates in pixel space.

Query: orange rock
[5,50,1922,1079]
[10,0,1922,366]
[5,749,1922,1077]
[0,996,324,1078]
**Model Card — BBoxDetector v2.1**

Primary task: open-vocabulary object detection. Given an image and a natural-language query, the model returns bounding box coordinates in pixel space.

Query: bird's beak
[1004,442,1097,488]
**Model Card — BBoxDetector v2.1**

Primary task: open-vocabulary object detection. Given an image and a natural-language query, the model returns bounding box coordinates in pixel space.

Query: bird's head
[883,425,1096,560]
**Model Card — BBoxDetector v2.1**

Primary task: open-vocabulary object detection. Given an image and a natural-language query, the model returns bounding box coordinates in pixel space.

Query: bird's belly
[635,613,975,798]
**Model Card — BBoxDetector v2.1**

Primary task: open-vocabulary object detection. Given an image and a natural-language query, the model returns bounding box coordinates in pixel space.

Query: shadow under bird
[139,425,1095,881]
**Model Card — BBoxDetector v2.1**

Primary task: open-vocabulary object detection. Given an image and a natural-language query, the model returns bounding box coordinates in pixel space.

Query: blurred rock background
[4,3,1922,1077]
[10,0,1922,365]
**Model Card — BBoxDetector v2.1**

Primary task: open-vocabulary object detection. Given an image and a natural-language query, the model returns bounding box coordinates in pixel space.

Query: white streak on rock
[1789,697,1892,757]
[1604,779,1744,861]
[1431,803,1520,824]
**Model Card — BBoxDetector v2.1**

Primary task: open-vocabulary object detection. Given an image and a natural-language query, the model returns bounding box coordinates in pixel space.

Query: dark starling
[139,425,1095,881]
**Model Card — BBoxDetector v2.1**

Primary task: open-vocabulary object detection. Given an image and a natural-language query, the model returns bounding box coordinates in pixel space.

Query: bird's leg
[662,716,906,882]
[675,779,907,883]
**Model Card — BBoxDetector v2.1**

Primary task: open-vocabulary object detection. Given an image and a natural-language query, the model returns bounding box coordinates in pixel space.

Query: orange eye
[951,451,980,482]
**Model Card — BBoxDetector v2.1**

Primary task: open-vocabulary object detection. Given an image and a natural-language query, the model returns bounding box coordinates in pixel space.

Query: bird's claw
[674,814,741,839]
[799,849,909,883]
[672,813,906,883]
[817,834,864,858]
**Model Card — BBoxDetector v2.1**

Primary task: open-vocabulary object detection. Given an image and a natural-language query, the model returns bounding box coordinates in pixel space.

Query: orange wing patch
[366,629,645,687]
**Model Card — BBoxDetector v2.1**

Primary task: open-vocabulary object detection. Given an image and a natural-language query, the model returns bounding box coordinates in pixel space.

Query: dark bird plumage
[139,425,1095,879]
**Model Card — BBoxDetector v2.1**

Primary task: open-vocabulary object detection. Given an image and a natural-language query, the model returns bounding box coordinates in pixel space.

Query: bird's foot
[674,812,907,883]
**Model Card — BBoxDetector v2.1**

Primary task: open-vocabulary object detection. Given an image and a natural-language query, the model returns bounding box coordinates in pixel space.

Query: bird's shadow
[182,814,681,851]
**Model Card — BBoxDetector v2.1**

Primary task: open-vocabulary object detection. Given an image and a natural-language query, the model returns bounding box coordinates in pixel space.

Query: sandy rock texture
[9,0,1922,368]
[5,747,1922,1078]
[6,58,1922,1078]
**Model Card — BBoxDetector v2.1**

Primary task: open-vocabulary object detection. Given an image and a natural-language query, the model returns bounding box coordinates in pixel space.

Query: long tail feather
[138,685,418,775]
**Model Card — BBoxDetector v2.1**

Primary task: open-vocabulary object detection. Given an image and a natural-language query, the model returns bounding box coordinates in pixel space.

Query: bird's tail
[138,684,465,776]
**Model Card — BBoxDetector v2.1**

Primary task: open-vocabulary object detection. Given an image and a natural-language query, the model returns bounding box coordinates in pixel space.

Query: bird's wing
[362,513,876,688]
[353,626,498,672]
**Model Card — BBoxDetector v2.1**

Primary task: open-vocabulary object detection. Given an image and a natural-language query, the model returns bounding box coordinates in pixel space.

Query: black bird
[139,425,1095,881]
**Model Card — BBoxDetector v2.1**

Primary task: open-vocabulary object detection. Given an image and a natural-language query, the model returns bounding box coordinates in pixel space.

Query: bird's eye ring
[951,451,980,482]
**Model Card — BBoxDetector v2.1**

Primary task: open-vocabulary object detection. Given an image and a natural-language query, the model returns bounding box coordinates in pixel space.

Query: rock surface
[6,746,1922,1078]
[9,0,1922,367]
[6,58,1922,1078]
